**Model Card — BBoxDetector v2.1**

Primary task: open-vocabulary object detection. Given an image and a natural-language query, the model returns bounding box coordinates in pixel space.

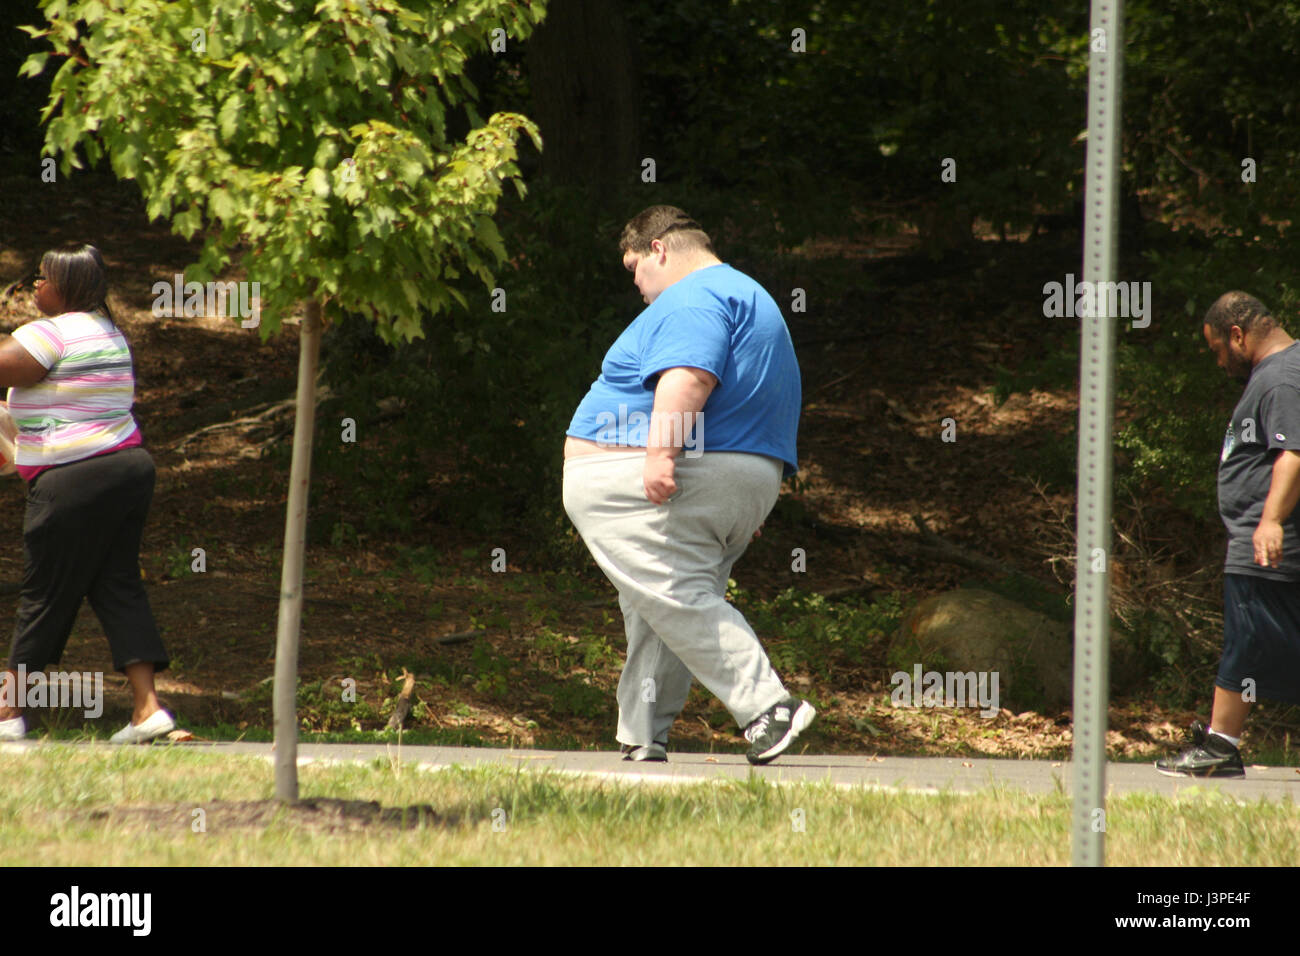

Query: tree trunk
[916,202,974,259]
[273,300,323,803]
[525,0,638,192]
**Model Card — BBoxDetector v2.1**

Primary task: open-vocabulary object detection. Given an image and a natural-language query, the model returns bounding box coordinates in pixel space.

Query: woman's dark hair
[40,243,114,322]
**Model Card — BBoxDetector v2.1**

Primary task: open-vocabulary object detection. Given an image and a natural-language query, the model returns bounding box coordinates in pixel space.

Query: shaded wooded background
[1,1,1299,717]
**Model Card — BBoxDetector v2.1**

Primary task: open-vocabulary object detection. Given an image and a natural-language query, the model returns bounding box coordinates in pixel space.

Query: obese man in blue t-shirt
[562,205,814,765]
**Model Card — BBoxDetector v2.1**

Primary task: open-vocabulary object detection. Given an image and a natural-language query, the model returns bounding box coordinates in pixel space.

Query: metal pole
[1073,0,1125,866]
[273,300,324,803]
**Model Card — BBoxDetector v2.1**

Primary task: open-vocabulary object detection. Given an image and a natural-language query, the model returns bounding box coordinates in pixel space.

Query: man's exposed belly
[564,436,637,458]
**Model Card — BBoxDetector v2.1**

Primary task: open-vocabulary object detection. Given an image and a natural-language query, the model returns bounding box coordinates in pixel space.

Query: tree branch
[909,514,1016,577]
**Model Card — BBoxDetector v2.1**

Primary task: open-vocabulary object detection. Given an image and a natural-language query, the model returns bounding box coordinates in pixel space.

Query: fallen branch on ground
[435,629,486,645]
[909,513,1016,577]
[172,399,298,450]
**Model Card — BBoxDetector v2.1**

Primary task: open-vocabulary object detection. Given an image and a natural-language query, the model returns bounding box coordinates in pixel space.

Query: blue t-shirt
[567,263,800,476]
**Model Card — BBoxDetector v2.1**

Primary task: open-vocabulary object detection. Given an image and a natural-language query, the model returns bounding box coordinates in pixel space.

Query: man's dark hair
[1204,291,1276,340]
[40,243,114,321]
[618,205,716,257]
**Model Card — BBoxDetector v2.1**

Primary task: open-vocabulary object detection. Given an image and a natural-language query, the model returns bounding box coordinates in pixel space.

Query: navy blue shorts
[1217,573,1300,705]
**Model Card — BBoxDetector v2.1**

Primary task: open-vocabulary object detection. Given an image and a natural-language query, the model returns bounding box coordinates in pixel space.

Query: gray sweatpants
[562,451,789,747]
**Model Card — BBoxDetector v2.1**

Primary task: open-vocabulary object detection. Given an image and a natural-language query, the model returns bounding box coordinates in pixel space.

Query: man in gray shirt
[1157,291,1300,777]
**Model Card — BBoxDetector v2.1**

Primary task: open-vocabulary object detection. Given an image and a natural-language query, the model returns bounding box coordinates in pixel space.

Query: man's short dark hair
[619,205,716,257]
[1204,291,1276,340]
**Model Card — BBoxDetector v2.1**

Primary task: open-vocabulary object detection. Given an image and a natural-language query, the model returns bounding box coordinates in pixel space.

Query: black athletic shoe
[620,742,667,762]
[1155,721,1245,778]
[744,697,816,765]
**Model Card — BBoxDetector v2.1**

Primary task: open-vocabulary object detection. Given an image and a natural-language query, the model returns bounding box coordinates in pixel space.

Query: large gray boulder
[889,588,1072,713]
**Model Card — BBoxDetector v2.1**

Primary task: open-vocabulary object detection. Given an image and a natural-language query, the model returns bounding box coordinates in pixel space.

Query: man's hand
[644,451,677,504]
[642,366,715,504]
[1254,517,1285,567]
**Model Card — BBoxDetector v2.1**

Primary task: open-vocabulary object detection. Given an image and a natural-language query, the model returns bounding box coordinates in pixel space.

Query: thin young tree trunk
[273,300,323,803]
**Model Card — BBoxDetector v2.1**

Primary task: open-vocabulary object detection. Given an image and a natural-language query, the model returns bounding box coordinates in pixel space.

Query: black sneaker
[1155,721,1245,778]
[620,742,667,762]
[744,697,816,765]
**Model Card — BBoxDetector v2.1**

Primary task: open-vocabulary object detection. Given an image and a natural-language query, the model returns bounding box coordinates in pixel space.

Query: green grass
[1,747,1298,865]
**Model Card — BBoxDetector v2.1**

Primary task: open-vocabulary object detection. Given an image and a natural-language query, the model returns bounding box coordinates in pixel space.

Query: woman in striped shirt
[0,244,174,744]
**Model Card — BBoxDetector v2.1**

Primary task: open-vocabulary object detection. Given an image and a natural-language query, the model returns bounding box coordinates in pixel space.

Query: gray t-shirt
[1218,341,1300,579]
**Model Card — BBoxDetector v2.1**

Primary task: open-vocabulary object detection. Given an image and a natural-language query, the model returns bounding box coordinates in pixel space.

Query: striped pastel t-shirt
[7,310,141,481]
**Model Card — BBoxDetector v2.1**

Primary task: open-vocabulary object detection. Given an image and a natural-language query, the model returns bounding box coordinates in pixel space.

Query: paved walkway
[7,740,1299,800]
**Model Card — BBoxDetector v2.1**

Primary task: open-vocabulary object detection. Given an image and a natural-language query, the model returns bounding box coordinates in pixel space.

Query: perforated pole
[1073,0,1125,867]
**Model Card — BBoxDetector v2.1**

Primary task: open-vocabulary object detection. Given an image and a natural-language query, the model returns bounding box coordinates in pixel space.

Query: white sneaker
[109,709,175,744]
[0,716,26,741]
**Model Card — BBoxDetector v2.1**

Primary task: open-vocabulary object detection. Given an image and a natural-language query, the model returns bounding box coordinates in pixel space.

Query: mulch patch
[78,797,455,832]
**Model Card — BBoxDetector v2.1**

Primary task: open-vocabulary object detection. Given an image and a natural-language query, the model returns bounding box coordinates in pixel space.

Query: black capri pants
[7,445,168,674]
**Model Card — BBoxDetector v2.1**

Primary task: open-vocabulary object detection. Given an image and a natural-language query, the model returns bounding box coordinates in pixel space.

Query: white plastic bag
[0,405,18,476]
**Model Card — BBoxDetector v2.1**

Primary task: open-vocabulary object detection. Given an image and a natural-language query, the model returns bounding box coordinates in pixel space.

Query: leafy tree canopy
[20,0,546,341]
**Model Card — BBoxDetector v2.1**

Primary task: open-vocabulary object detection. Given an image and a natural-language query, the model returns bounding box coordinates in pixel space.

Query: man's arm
[1254,449,1300,566]
[643,366,716,504]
